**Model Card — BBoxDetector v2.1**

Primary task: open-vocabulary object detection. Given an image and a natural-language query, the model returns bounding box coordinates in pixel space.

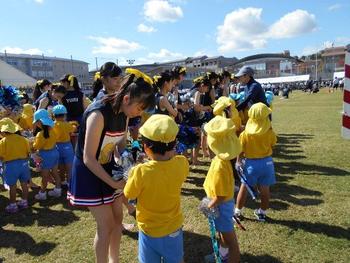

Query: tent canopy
[256,74,310,84]
[0,59,36,87]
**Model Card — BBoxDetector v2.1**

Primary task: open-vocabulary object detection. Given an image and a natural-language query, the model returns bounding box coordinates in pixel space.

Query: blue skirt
[67,156,121,207]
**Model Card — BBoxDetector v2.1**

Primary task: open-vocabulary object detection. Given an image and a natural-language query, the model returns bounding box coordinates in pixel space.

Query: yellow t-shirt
[0,134,30,162]
[239,128,277,159]
[33,129,57,150]
[18,116,33,131]
[124,155,189,237]
[53,121,76,143]
[203,156,234,202]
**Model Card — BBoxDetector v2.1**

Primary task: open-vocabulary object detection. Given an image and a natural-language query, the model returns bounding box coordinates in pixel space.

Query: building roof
[321,46,346,57]
[234,53,302,65]
[0,53,89,64]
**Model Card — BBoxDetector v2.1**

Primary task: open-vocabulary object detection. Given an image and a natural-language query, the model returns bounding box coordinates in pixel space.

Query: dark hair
[33,79,51,101]
[33,124,50,138]
[103,73,155,113]
[54,114,65,118]
[91,62,122,99]
[219,71,231,82]
[141,136,176,155]
[51,84,67,95]
[153,70,174,91]
[69,75,81,92]
[207,72,219,80]
[172,66,186,79]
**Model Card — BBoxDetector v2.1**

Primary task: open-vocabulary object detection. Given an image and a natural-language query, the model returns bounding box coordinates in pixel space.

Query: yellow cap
[22,104,34,119]
[245,103,272,135]
[212,96,235,116]
[0,118,22,133]
[139,114,179,143]
[204,116,241,160]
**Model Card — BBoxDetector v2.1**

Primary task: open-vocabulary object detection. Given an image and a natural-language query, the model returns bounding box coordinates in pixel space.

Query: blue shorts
[214,199,235,233]
[39,148,59,170]
[243,157,275,187]
[139,228,183,263]
[3,159,30,186]
[57,142,74,165]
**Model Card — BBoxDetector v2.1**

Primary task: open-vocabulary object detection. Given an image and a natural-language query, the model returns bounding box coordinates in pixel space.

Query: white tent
[333,71,345,79]
[256,74,310,84]
[0,59,36,87]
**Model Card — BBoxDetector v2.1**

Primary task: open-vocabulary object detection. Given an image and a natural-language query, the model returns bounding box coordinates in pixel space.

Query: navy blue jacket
[236,78,268,111]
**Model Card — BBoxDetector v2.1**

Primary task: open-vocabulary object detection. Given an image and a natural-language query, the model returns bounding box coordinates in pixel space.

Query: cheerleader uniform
[67,100,128,206]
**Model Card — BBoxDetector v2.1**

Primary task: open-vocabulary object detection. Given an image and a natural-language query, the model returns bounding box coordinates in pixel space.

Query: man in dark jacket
[235,66,268,111]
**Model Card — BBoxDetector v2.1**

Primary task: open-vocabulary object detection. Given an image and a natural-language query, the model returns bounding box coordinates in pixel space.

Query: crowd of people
[0,63,279,263]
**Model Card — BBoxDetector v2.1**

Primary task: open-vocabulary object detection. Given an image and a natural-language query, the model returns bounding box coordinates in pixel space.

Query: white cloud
[268,9,316,39]
[216,8,267,52]
[34,0,44,3]
[328,4,341,11]
[148,48,184,62]
[1,46,43,55]
[216,8,317,53]
[137,23,157,33]
[135,48,185,65]
[144,0,183,22]
[88,36,142,54]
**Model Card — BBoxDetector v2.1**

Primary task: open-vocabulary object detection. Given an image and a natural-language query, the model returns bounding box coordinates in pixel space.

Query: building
[0,53,90,85]
[90,55,238,88]
[321,46,346,79]
[230,51,303,78]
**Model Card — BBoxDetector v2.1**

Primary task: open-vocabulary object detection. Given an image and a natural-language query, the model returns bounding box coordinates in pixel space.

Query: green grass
[1,90,350,263]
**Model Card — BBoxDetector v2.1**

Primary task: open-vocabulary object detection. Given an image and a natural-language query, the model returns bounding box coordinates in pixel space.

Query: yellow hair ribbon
[193,76,203,84]
[68,75,75,87]
[37,79,43,85]
[179,67,186,74]
[94,71,101,81]
[153,75,161,85]
[125,68,153,86]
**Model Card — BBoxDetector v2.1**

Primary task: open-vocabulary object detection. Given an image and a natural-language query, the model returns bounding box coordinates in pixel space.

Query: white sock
[234,208,242,214]
[219,246,229,258]
[259,208,266,215]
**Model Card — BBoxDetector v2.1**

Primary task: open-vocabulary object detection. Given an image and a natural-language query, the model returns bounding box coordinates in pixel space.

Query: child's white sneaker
[48,188,62,198]
[35,191,47,200]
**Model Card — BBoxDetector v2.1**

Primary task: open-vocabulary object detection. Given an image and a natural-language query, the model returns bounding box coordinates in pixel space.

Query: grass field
[1,90,349,263]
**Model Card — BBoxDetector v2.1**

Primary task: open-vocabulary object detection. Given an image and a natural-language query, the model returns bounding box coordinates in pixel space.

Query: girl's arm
[83,111,125,190]
[159,97,178,118]
[38,97,49,109]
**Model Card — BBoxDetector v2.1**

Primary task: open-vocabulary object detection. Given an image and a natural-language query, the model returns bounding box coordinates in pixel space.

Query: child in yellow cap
[235,102,277,222]
[18,103,35,131]
[0,118,31,213]
[212,96,242,134]
[124,114,189,263]
[203,115,241,263]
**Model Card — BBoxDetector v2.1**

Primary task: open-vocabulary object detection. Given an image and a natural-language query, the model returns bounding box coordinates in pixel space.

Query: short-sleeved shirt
[0,134,30,162]
[75,99,127,164]
[53,121,76,143]
[239,129,277,159]
[33,129,57,150]
[124,155,189,238]
[35,92,56,110]
[203,156,234,202]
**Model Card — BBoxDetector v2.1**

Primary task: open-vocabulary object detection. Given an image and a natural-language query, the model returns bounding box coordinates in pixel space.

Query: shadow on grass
[183,230,212,263]
[269,218,350,240]
[275,161,349,176]
[181,187,206,200]
[0,194,81,228]
[241,253,283,263]
[0,227,56,256]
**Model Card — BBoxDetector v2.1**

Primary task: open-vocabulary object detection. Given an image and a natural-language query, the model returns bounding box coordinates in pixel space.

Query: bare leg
[220,231,240,263]
[236,184,248,210]
[9,185,17,204]
[40,169,50,191]
[109,197,123,263]
[258,185,270,210]
[51,165,61,188]
[19,181,29,200]
[89,205,115,263]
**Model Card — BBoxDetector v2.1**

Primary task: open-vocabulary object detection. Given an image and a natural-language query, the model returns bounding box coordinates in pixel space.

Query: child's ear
[123,94,130,105]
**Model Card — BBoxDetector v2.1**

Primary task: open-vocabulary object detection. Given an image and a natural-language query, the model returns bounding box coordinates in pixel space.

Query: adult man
[235,66,268,111]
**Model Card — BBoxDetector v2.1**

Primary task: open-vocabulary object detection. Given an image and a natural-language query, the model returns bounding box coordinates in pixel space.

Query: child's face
[122,95,144,118]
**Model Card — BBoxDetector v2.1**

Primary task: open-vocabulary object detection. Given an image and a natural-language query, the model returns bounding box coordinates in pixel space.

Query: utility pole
[315,51,318,81]
[70,55,74,74]
[95,57,98,70]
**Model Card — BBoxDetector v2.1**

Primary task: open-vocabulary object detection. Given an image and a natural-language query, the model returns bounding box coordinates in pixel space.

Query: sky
[1,0,349,70]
